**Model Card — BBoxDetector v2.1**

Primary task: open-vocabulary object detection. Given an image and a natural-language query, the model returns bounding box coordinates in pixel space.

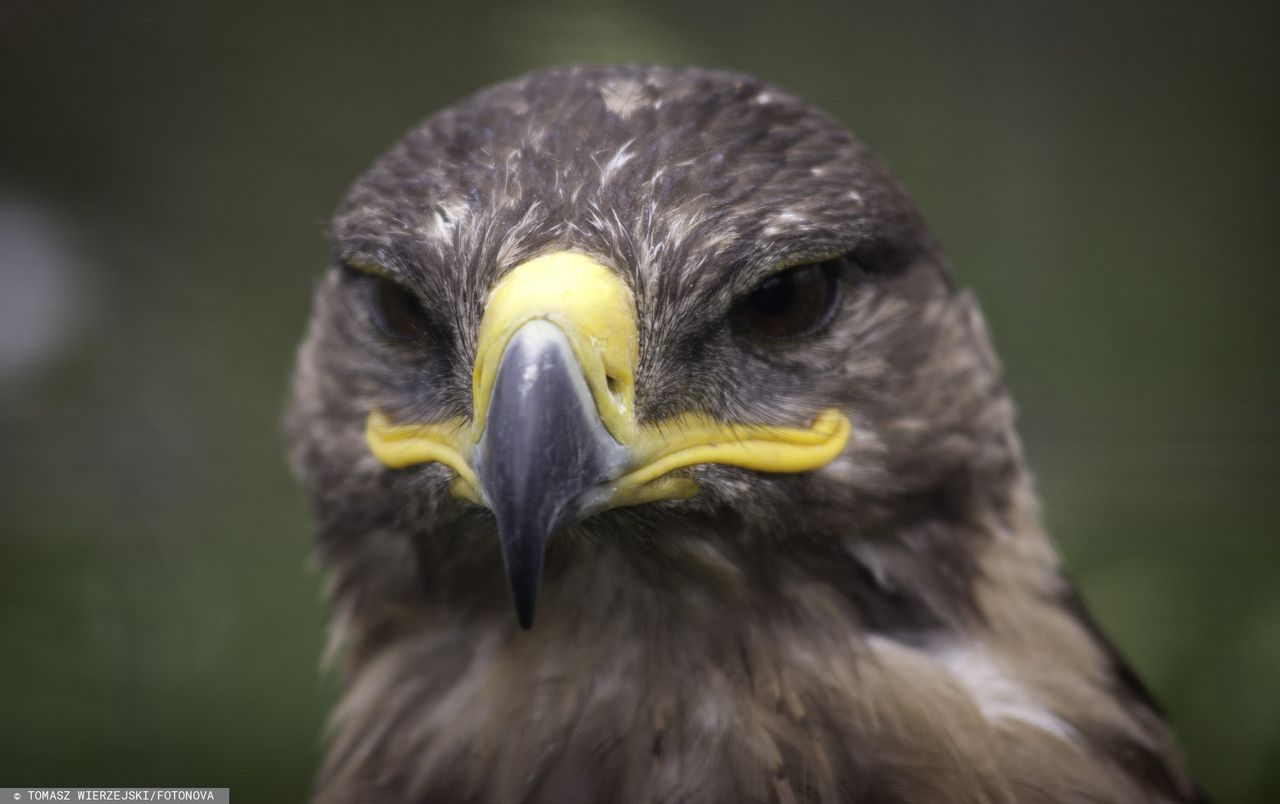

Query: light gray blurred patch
[0,195,87,383]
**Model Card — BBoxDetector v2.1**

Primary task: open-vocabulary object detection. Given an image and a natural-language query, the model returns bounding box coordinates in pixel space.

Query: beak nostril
[606,374,622,397]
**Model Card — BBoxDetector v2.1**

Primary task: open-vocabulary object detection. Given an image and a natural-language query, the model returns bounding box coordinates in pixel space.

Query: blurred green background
[1,0,1276,800]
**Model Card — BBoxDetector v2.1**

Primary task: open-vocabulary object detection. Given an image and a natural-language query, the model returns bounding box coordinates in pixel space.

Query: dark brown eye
[370,275,433,340]
[342,263,435,341]
[734,259,843,339]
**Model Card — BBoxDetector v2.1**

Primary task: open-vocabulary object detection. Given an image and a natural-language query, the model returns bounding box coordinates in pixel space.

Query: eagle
[287,65,1206,803]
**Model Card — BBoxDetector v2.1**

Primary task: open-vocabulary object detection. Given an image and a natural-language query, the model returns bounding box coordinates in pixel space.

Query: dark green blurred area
[1,0,1277,800]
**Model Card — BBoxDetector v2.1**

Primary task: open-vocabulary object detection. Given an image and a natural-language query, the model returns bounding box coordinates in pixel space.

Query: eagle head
[287,65,1204,804]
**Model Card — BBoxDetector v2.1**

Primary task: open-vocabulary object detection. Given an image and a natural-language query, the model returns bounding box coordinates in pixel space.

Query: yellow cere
[364,251,852,512]
[471,251,639,443]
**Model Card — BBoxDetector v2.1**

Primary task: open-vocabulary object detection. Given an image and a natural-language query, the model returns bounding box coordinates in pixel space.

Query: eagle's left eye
[733,259,843,340]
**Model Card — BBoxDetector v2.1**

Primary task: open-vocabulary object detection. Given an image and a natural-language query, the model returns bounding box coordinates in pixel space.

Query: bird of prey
[287,65,1206,803]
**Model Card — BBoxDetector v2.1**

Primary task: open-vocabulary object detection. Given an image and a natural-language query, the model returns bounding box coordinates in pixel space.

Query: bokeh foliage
[1,0,1277,800]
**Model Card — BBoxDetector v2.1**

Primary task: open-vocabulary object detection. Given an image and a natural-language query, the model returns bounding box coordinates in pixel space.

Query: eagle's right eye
[343,264,435,341]
[370,276,432,340]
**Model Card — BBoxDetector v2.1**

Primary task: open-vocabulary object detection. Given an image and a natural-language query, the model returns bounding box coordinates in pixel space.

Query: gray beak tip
[500,526,544,629]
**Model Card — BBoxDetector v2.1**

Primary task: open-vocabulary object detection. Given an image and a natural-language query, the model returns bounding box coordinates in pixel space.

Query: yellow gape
[365,251,852,512]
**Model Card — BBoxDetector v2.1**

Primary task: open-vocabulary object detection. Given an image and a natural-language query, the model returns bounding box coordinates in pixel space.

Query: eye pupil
[736,260,842,339]
[371,276,432,340]
[748,274,797,319]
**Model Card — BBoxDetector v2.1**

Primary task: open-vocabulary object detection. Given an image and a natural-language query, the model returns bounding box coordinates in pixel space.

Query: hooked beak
[470,318,625,627]
[365,252,851,627]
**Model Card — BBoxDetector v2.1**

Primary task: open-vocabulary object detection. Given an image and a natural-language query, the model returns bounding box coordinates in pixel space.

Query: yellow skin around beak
[365,252,852,510]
